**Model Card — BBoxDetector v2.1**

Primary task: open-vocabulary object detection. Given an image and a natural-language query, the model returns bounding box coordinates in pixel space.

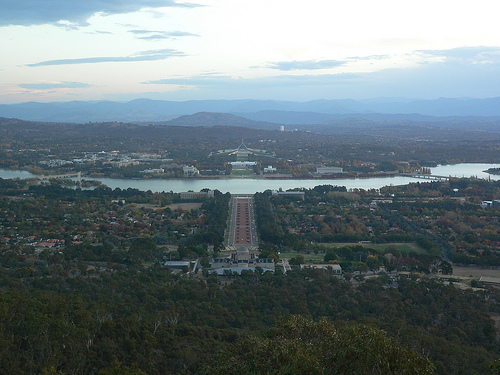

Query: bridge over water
[402,173,449,181]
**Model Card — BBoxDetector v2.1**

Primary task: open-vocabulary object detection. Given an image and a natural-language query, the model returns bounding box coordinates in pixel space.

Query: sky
[1,0,500,103]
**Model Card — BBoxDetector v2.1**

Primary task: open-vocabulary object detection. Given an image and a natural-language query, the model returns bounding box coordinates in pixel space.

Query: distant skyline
[1,0,500,103]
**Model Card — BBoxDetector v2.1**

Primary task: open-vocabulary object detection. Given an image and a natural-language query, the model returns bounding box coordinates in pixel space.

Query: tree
[289,255,305,266]
[324,250,337,263]
[128,237,156,261]
[207,315,435,374]
[438,260,453,275]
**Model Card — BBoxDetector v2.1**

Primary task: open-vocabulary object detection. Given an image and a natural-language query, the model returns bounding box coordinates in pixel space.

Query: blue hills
[1,97,500,124]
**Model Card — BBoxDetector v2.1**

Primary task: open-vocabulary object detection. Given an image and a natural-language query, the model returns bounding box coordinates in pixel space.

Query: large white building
[183,165,200,176]
[211,249,275,274]
[316,166,343,175]
[229,161,257,167]
[180,190,215,199]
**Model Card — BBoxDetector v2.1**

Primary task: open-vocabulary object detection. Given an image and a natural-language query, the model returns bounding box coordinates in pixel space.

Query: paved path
[228,195,258,248]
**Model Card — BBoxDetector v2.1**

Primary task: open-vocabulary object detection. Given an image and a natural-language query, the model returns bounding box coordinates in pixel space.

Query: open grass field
[318,242,425,254]
[230,169,256,177]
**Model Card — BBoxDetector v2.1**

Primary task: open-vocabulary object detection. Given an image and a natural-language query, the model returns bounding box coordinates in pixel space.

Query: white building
[211,249,275,274]
[263,165,276,173]
[141,168,164,174]
[316,166,343,175]
[180,190,215,199]
[229,161,257,167]
[183,165,199,176]
[481,200,500,208]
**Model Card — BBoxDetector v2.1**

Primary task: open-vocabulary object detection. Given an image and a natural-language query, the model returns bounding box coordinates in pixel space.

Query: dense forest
[1,263,499,374]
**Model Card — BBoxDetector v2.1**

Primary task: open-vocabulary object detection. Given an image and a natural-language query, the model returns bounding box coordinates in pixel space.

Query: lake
[1,163,499,194]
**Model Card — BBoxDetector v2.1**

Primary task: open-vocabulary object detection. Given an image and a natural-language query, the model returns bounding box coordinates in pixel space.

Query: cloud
[137,34,172,40]
[27,49,185,67]
[265,59,348,71]
[18,81,93,90]
[347,54,391,61]
[144,72,360,88]
[416,46,500,64]
[144,74,234,86]
[0,1,202,27]
[129,29,199,40]
[142,47,500,100]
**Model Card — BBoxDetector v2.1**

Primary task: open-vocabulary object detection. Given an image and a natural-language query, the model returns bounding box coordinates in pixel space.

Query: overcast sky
[1,0,500,103]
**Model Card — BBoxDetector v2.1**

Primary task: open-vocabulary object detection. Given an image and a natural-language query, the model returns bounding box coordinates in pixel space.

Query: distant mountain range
[1,97,500,125]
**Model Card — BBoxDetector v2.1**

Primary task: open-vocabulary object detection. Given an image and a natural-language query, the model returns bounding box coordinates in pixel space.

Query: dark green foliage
[129,237,157,261]
[207,315,435,374]
[0,267,498,374]
[187,192,230,249]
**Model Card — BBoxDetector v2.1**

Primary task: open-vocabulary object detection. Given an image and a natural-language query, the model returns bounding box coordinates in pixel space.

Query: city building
[316,166,343,175]
[229,161,257,167]
[180,190,215,200]
[141,168,164,174]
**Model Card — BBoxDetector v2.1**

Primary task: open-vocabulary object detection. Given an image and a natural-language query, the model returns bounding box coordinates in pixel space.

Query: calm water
[432,163,500,180]
[1,163,499,194]
[93,175,425,194]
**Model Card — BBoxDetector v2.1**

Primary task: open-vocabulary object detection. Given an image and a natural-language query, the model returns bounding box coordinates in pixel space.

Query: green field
[318,242,425,254]
[278,242,424,261]
[230,169,256,177]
